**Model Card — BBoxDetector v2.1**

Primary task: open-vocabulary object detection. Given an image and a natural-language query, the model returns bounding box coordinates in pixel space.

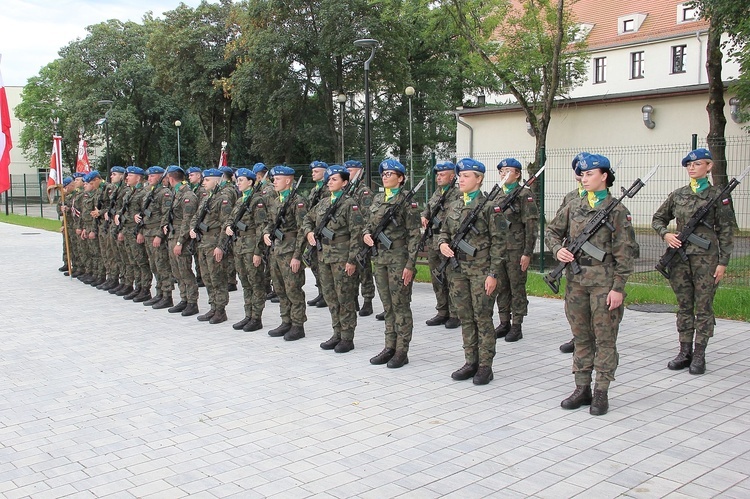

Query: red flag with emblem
[47,134,63,198]
[76,137,90,173]
[0,56,12,195]
[219,141,228,167]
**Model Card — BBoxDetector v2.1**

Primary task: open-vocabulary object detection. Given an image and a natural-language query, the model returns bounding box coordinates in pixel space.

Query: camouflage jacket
[222,188,266,256]
[306,182,329,211]
[364,190,421,271]
[141,184,172,237]
[420,184,461,240]
[301,193,365,265]
[162,182,198,245]
[437,192,508,276]
[262,190,308,259]
[652,184,734,266]
[545,193,635,293]
[497,185,538,255]
[80,184,105,233]
[190,185,235,249]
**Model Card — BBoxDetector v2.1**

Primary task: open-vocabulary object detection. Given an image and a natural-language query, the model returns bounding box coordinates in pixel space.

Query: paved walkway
[1,221,749,498]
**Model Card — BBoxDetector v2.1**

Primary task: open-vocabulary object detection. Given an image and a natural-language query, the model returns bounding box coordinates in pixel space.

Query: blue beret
[83,171,101,183]
[186,167,203,175]
[62,177,73,187]
[434,161,455,172]
[456,158,485,174]
[379,158,406,175]
[146,166,165,175]
[682,148,712,167]
[111,166,126,174]
[344,160,363,169]
[571,152,591,172]
[326,164,349,181]
[270,165,295,176]
[166,165,184,174]
[497,158,522,170]
[252,162,268,173]
[574,153,611,176]
[219,166,234,175]
[310,160,328,170]
[73,172,86,179]
[235,167,256,180]
[203,168,223,178]
[126,166,145,176]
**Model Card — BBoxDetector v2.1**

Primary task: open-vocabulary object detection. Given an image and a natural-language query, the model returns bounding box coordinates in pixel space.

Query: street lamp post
[97,100,113,174]
[174,120,182,167]
[337,91,347,163]
[354,38,379,188]
[405,86,415,186]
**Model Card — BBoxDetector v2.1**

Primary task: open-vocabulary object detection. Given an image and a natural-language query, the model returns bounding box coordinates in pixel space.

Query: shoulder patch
[352,205,358,211]
[202,192,208,197]
[257,203,264,208]
[297,203,304,208]
[164,192,170,196]
[184,198,191,203]
[364,191,369,195]
[411,202,417,208]
[494,206,501,213]
[626,214,632,221]
[527,196,534,202]
[723,198,730,205]
[222,200,228,205]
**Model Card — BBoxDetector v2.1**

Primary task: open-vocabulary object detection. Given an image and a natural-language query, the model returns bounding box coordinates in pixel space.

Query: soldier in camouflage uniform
[253,163,276,301]
[187,167,206,288]
[108,167,132,295]
[65,174,85,277]
[162,166,200,317]
[364,159,421,369]
[79,171,106,286]
[652,148,734,376]
[56,177,74,273]
[344,160,376,316]
[224,168,267,332]
[136,167,174,308]
[437,158,508,385]
[69,174,87,279]
[545,153,636,416]
[122,167,153,302]
[304,161,330,308]
[96,172,121,290]
[302,165,365,353]
[262,166,308,340]
[494,158,539,342]
[190,168,235,324]
[422,161,461,329]
[219,166,239,292]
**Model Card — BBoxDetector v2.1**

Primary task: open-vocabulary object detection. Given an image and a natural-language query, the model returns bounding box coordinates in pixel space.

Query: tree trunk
[705,24,728,188]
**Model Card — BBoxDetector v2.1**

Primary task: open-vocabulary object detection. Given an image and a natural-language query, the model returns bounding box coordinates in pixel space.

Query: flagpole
[59,184,73,277]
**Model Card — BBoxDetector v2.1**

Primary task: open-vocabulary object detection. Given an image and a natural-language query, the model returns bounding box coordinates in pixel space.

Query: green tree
[444,0,588,175]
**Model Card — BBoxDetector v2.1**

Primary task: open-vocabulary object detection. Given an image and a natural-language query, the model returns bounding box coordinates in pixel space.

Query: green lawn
[0,213,61,232]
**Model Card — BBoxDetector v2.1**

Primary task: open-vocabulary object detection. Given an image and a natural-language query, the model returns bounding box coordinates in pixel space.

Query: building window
[562,61,574,86]
[631,51,645,79]
[622,19,635,33]
[672,45,687,73]
[594,57,607,84]
[681,6,696,21]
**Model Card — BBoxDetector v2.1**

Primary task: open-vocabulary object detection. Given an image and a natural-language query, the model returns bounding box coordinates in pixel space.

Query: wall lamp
[641,104,655,129]
[729,97,743,123]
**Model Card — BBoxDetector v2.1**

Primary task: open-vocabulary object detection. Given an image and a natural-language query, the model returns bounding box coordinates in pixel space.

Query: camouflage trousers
[145,236,173,295]
[373,260,414,352]
[358,255,375,301]
[447,266,497,367]
[565,281,624,390]
[225,250,237,286]
[496,249,529,324]
[319,260,359,341]
[125,235,152,290]
[168,241,198,304]
[427,243,456,318]
[100,230,118,279]
[235,251,266,320]
[197,245,228,310]
[115,237,131,283]
[269,251,306,325]
[668,253,718,345]
[86,235,104,278]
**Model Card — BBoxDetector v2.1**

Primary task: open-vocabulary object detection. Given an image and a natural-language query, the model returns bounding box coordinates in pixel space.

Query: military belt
[577,254,614,266]
[322,236,350,246]
[457,247,490,261]
[380,238,407,250]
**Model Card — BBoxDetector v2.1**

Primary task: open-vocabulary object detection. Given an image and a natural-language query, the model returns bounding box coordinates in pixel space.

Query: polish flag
[219,141,228,167]
[0,55,12,195]
[76,137,90,173]
[47,134,63,196]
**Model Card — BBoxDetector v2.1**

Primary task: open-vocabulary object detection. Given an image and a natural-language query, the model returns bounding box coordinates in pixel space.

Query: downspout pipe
[456,113,474,158]
[695,31,702,85]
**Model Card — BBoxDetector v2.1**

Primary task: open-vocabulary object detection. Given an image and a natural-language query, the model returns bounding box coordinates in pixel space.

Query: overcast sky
[0,0,203,87]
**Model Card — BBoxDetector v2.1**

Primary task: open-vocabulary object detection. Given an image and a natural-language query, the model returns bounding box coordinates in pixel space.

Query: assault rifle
[301,171,362,266]
[497,164,546,214]
[415,178,456,255]
[355,178,425,269]
[221,187,257,253]
[544,164,661,293]
[102,183,121,234]
[133,169,170,236]
[432,182,504,284]
[112,187,134,237]
[655,165,750,279]
[263,176,304,261]
[191,181,223,244]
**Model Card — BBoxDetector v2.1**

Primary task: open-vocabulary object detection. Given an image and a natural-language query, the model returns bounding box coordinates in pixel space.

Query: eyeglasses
[686,161,709,169]
[381,171,397,178]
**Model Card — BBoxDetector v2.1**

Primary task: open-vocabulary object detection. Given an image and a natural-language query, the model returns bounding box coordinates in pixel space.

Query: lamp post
[174,120,182,167]
[97,99,113,174]
[337,91,347,163]
[354,38,379,188]
[405,86,415,186]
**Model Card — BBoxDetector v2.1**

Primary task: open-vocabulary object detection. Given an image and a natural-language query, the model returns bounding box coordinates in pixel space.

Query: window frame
[594,57,607,84]
[630,51,645,79]
[671,45,687,74]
